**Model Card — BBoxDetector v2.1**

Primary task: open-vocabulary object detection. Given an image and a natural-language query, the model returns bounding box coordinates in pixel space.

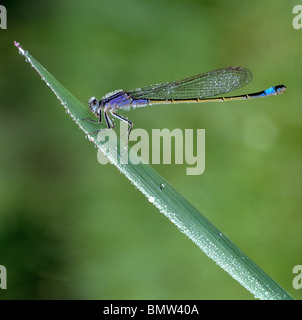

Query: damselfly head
[88,97,100,113]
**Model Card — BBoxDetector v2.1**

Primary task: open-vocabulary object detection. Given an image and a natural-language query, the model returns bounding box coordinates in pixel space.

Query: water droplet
[148,196,155,203]
[217,232,223,238]
[159,183,165,190]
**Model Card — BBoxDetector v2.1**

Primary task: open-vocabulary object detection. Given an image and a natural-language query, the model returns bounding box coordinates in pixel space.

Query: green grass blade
[14,41,294,300]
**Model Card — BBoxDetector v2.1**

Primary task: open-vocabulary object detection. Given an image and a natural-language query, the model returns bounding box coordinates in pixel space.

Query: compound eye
[88,97,98,107]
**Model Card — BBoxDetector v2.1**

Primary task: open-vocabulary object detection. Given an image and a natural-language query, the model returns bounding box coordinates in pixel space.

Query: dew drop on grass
[148,196,155,203]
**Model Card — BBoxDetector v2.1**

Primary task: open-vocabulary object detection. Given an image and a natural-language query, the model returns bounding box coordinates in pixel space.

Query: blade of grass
[14,41,294,300]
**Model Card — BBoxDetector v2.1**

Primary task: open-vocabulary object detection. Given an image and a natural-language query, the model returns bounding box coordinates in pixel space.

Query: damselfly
[87,66,286,138]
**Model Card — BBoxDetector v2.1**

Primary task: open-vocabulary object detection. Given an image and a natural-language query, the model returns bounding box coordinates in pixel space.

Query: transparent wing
[128,66,253,100]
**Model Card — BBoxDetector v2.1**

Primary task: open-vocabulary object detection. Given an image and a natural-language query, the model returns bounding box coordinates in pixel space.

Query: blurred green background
[0,0,301,299]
